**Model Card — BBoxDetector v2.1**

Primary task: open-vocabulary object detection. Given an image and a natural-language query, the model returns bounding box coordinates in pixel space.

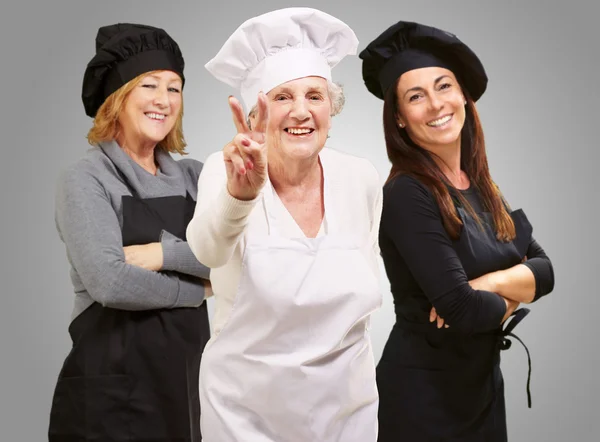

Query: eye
[309,94,324,101]
[168,87,181,93]
[439,82,452,90]
[409,93,422,102]
[141,84,157,89]
[274,94,289,101]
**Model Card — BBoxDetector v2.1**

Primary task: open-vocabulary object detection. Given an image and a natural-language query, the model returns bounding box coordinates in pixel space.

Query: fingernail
[239,167,246,175]
[241,138,250,147]
[246,161,254,170]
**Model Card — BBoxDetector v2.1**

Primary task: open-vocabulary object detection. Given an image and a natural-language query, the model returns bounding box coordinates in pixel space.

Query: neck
[116,135,158,175]
[425,137,469,189]
[268,151,322,192]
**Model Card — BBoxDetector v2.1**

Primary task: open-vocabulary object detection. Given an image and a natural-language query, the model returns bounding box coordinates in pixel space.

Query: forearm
[161,231,211,279]
[101,268,206,310]
[434,284,507,333]
[489,264,536,304]
[187,182,257,268]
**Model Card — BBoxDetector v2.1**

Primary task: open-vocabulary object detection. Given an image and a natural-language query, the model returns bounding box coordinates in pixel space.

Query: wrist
[154,242,164,270]
[227,181,258,201]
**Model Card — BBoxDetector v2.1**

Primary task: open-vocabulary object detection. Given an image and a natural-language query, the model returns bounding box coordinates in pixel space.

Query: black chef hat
[359,21,487,102]
[82,23,185,117]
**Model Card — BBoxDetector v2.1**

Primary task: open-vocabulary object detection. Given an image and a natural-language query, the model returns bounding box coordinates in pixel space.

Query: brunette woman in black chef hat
[359,21,555,441]
[48,23,210,441]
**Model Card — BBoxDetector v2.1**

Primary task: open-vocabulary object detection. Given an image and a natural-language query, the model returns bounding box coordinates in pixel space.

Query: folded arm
[56,168,206,310]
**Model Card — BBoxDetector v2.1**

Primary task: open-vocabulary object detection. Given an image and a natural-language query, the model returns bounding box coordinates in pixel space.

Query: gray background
[1,0,597,440]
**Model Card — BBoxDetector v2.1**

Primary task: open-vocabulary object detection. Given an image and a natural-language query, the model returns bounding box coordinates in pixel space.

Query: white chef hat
[205,7,359,111]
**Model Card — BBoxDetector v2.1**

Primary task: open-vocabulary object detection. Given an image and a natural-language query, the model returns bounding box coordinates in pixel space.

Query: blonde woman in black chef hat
[360,21,555,441]
[48,23,210,442]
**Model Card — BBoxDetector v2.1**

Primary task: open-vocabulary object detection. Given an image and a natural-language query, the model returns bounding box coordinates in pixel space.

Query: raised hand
[223,93,269,201]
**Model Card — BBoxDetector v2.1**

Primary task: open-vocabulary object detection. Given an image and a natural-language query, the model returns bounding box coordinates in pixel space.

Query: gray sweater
[55,140,210,321]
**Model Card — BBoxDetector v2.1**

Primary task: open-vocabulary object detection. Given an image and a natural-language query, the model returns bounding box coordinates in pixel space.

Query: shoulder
[57,147,112,191]
[198,151,227,178]
[55,147,118,208]
[383,173,432,201]
[323,148,379,179]
[380,174,442,224]
[176,156,204,182]
[322,147,380,193]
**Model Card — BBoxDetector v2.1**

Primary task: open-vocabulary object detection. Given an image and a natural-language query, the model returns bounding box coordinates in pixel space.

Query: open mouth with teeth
[145,112,166,121]
[427,114,453,128]
[285,127,314,136]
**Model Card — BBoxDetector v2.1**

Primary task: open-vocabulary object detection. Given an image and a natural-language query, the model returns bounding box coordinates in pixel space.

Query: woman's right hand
[502,297,520,324]
[223,93,269,201]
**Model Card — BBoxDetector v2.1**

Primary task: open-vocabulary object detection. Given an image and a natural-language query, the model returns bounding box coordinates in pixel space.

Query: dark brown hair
[382,78,515,241]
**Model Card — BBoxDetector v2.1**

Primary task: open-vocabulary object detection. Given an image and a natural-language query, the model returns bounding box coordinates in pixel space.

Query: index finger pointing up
[228,96,250,134]
[252,92,269,134]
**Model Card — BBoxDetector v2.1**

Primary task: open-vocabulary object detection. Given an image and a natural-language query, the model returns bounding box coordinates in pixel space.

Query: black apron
[377,206,533,442]
[49,183,210,441]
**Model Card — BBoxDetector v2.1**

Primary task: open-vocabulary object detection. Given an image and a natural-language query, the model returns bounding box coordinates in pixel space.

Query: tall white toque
[205,7,359,111]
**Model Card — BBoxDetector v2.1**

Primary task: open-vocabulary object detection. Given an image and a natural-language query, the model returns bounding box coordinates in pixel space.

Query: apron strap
[499,307,532,408]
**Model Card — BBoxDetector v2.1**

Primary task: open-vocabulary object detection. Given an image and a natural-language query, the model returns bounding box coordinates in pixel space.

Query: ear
[396,114,406,129]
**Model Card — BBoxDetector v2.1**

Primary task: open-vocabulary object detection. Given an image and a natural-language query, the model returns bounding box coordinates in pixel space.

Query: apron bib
[200,168,382,441]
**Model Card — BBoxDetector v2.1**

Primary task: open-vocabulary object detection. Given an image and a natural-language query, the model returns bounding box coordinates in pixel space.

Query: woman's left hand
[429,307,450,328]
[124,243,164,271]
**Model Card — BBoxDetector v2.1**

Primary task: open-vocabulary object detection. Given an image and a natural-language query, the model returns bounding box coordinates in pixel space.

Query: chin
[143,132,169,145]
[282,143,323,160]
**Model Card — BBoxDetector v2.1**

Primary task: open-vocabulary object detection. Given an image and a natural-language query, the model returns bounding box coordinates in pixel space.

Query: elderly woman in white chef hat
[186,7,383,442]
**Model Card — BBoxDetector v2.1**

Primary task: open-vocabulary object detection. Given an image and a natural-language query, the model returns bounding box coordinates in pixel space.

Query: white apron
[199,164,381,442]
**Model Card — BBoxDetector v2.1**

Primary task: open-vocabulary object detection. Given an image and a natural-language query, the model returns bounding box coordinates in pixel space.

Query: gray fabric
[55,140,209,321]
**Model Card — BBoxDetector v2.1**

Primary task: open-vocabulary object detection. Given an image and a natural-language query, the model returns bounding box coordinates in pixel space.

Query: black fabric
[359,21,487,101]
[459,186,555,301]
[376,175,536,441]
[48,190,209,441]
[82,23,185,117]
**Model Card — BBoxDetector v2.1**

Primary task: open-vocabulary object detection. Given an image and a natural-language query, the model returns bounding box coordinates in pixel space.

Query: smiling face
[396,66,466,152]
[253,76,332,162]
[116,70,183,150]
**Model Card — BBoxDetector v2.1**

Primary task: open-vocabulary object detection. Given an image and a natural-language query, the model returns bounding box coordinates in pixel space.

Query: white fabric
[204,7,359,111]
[187,147,382,441]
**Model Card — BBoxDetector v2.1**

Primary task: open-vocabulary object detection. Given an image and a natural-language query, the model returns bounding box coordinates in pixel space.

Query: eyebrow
[146,74,182,85]
[274,86,327,95]
[403,75,451,98]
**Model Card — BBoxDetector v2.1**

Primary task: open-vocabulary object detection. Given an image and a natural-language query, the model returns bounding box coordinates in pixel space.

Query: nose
[428,93,444,112]
[152,85,170,109]
[289,97,310,121]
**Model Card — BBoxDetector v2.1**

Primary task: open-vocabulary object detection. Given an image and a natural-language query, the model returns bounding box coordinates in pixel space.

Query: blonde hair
[87,70,187,155]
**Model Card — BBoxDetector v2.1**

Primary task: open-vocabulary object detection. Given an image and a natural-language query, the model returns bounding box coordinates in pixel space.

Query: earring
[464,100,467,105]
[399,123,405,128]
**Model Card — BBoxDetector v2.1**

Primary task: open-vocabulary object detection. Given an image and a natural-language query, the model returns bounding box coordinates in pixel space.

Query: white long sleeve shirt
[187,147,382,335]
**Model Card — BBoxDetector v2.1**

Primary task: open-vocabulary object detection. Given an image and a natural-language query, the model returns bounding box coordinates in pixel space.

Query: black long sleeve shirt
[379,175,554,334]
